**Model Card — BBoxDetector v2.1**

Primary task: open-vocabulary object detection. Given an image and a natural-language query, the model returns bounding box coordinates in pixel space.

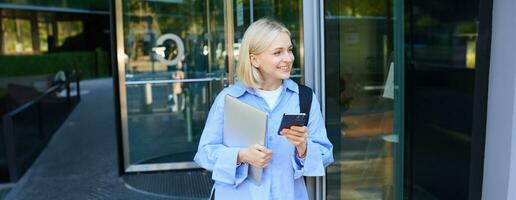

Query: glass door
[115,0,229,172]
[323,0,404,199]
[114,0,304,173]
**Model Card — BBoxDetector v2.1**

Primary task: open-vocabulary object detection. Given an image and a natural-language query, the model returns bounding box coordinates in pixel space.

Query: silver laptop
[224,95,267,186]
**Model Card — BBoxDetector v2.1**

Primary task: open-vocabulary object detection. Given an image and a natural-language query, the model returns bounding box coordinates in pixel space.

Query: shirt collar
[283,79,299,94]
[227,79,299,98]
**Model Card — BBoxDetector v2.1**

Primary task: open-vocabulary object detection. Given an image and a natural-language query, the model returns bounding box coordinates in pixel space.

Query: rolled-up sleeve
[194,93,249,187]
[293,94,334,179]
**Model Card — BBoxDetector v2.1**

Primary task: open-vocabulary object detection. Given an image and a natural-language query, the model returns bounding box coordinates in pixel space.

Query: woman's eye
[273,52,281,55]
[288,48,293,52]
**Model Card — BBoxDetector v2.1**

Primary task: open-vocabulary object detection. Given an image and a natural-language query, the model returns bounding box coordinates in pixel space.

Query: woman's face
[251,32,294,86]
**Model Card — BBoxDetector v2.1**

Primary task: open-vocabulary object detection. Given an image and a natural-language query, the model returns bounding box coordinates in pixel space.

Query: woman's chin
[280,74,291,80]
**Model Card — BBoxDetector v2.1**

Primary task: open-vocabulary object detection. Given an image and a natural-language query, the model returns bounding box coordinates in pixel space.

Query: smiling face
[250,32,294,90]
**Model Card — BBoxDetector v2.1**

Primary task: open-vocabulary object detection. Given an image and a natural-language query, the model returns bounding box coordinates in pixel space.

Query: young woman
[194,18,333,200]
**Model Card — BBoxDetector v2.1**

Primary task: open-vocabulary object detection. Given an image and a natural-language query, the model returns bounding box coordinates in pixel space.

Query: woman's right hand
[237,144,272,168]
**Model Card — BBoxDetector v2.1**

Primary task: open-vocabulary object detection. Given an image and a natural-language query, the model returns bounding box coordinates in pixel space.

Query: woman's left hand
[280,126,308,157]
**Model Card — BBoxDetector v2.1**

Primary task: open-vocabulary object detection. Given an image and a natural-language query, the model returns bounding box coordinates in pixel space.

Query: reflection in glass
[122,0,227,165]
[0,9,111,78]
[324,1,398,199]
[2,18,33,54]
[57,21,83,47]
[405,0,479,199]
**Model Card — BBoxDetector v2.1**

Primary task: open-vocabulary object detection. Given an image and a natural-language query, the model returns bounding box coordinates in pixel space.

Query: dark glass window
[0,5,110,183]
[405,0,482,199]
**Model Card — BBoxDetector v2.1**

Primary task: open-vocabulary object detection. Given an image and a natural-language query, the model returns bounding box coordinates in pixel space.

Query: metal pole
[76,71,81,101]
[223,0,235,84]
[185,90,193,142]
[250,0,254,23]
[206,0,214,107]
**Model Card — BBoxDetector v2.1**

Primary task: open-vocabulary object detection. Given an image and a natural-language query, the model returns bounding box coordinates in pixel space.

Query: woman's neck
[260,79,283,91]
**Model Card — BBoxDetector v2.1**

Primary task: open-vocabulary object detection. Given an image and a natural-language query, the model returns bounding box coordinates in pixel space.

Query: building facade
[1,0,515,199]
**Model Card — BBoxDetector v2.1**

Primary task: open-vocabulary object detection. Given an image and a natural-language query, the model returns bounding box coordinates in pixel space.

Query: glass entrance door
[114,0,304,173]
[115,0,229,172]
[323,0,404,199]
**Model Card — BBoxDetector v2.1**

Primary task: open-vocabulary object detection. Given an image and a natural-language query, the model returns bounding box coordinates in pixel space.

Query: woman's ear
[249,54,260,68]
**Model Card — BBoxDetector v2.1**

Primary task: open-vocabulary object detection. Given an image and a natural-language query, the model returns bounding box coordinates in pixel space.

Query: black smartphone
[277,113,307,135]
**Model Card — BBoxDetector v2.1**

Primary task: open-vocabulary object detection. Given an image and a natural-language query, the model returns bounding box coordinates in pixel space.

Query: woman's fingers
[245,144,273,168]
[284,134,305,141]
[253,144,272,154]
[253,144,267,152]
[281,128,307,138]
[282,126,308,148]
[290,126,307,133]
[244,127,308,168]
[283,134,305,146]
[250,158,270,168]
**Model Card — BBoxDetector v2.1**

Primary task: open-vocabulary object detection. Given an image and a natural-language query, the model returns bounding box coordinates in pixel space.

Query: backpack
[297,83,313,126]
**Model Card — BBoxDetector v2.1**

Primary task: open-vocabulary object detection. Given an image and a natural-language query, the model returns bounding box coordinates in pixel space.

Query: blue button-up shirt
[194,79,334,200]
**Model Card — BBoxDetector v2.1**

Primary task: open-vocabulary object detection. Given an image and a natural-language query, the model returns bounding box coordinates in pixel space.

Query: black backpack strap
[298,84,313,126]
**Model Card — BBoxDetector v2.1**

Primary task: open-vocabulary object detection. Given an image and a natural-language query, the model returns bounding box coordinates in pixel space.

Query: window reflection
[0,3,110,182]
[57,21,83,47]
[122,0,223,165]
[405,0,479,199]
[0,9,110,78]
[2,18,33,54]
[324,1,397,199]
[123,0,226,76]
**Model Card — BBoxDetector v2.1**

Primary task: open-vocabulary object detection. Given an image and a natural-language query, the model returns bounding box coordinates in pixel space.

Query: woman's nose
[283,52,294,62]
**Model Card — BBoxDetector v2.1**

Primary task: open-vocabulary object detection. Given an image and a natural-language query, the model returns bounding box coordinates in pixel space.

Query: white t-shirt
[256,85,283,109]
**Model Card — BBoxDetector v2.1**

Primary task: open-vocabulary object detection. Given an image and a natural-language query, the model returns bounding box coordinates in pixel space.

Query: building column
[482,0,516,199]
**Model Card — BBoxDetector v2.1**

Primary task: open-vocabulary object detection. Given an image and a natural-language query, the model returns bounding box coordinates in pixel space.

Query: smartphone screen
[277,113,307,135]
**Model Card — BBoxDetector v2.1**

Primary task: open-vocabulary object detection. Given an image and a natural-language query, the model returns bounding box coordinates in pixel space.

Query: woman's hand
[280,126,308,157]
[237,144,273,168]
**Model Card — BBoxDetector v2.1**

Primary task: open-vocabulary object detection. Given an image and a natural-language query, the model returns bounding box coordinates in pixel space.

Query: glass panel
[37,22,49,52]
[0,10,110,77]
[405,0,479,199]
[121,0,226,166]
[2,18,33,54]
[324,0,401,199]
[126,81,224,164]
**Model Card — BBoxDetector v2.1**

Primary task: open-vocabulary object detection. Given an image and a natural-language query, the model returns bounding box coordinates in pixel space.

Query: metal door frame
[301,1,325,199]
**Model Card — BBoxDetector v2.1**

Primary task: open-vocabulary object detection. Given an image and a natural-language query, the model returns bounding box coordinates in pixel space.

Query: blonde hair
[236,18,291,89]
